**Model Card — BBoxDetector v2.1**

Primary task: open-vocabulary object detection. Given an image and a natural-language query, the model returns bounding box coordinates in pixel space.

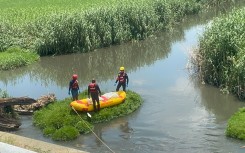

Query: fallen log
[0,97,36,106]
[0,94,56,131]
[0,114,21,131]
[14,93,56,115]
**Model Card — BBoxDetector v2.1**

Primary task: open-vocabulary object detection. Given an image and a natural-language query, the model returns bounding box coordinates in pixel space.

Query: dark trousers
[91,93,100,112]
[71,89,78,101]
[116,83,126,91]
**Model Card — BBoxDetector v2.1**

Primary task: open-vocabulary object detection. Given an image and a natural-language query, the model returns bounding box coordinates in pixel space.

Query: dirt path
[0,131,88,153]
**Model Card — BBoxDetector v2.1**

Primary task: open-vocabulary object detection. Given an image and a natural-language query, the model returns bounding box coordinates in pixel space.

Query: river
[1,3,245,153]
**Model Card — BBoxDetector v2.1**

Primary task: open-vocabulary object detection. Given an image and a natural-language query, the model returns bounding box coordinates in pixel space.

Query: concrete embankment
[0,131,88,153]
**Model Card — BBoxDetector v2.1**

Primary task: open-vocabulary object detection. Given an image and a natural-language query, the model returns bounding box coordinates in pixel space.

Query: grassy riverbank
[0,0,200,55]
[193,5,245,140]
[196,7,245,100]
[0,0,234,70]
[33,90,142,141]
[0,47,39,70]
[226,108,245,140]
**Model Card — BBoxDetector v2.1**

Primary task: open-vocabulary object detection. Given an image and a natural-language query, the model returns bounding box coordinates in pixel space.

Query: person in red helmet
[114,66,129,92]
[88,79,101,112]
[68,74,80,101]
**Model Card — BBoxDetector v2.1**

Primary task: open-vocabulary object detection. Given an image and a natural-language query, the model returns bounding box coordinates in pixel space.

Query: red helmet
[72,74,78,80]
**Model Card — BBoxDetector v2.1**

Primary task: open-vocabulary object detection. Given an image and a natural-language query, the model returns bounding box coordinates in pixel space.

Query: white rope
[71,106,115,153]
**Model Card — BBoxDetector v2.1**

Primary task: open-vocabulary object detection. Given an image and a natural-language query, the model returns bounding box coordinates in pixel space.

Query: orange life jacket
[89,83,97,93]
[72,80,79,89]
[118,72,126,83]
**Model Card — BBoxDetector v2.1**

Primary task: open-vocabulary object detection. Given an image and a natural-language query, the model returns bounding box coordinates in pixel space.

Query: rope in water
[71,106,115,153]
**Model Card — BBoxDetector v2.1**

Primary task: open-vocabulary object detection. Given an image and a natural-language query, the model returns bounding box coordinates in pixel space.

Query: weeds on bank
[0,47,39,70]
[0,0,233,70]
[0,0,201,55]
[194,8,245,99]
[33,90,142,141]
[191,6,245,141]
[226,108,245,140]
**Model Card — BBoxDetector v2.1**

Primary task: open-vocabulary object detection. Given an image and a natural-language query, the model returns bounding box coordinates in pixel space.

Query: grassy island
[33,90,142,141]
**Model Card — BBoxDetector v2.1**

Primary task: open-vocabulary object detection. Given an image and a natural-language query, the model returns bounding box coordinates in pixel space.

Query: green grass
[0,0,118,24]
[0,47,39,70]
[226,107,245,140]
[33,90,143,141]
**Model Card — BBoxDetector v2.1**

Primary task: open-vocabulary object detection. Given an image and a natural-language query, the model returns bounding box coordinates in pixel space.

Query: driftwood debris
[0,97,36,106]
[14,93,56,115]
[0,96,36,130]
[0,114,21,131]
[0,93,56,131]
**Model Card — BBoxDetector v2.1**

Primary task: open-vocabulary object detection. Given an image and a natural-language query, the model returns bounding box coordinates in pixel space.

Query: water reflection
[196,81,245,122]
[1,36,172,87]
[0,27,175,99]
[0,5,219,100]
[94,117,133,143]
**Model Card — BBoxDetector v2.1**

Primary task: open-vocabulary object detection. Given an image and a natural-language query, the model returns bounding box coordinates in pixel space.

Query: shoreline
[0,131,88,153]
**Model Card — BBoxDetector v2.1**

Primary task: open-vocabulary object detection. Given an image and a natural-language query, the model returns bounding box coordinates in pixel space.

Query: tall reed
[0,0,201,55]
[198,8,245,99]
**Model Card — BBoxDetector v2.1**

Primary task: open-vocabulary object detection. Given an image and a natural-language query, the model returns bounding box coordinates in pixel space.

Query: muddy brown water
[1,3,245,153]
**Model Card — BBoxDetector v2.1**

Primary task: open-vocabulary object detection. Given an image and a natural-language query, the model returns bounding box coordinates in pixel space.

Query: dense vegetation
[0,0,201,56]
[226,108,245,140]
[33,90,142,141]
[196,7,245,100]
[0,0,237,70]
[193,6,245,140]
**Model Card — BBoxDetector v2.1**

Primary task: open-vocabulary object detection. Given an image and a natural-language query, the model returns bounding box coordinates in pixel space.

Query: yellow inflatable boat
[70,91,126,112]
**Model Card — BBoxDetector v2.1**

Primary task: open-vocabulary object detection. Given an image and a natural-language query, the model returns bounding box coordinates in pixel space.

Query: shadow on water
[0,26,175,99]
